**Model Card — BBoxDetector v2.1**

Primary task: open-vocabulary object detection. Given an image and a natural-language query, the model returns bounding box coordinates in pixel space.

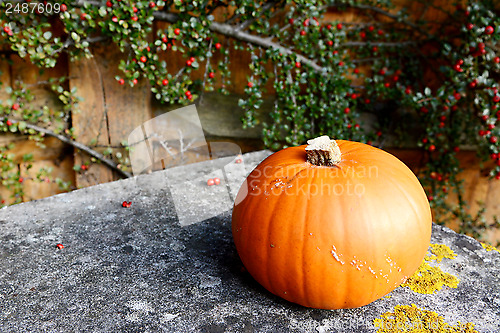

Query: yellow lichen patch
[402,243,459,294]
[425,244,457,262]
[373,304,479,332]
[401,262,459,294]
[480,242,500,254]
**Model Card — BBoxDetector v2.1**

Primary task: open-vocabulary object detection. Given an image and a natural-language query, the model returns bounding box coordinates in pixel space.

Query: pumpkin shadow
[181,213,308,310]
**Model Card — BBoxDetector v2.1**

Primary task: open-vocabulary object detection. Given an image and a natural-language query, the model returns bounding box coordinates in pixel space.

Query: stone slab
[0,150,498,332]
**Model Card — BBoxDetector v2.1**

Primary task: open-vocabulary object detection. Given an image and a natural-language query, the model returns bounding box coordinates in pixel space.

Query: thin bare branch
[1,117,132,178]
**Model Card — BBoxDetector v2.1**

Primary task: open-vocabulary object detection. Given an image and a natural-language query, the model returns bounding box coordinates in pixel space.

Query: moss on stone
[373,304,478,332]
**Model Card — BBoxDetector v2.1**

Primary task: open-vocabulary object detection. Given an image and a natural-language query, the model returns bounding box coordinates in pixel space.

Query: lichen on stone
[480,242,500,254]
[373,304,479,333]
[401,243,459,294]
[425,243,457,262]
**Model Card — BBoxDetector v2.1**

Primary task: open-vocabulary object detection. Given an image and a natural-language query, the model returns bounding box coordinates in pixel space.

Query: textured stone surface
[0,150,499,332]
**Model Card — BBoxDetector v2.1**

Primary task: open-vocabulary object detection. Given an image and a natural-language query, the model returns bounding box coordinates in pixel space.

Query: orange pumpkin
[232,136,432,309]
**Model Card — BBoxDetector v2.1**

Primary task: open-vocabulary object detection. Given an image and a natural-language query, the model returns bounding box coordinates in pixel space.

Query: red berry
[372,46,378,53]
[174,28,181,35]
[354,68,360,74]
[368,26,374,32]
[405,87,412,94]
[288,18,294,25]
[338,61,344,66]
[6,120,12,126]
[384,83,390,88]
[496,173,500,180]
[453,146,460,153]
[364,99,371,104]
[118,78,125,85]
[493,95,500,103]
[336,23,342,30]
[490,136,498,144]
[377,29,383,35]
[81,13,87,20]
[454,92,461,100]
[494,57,500,64]
[300,30,306,36]
[360,31,366,38]
[376,131,382,137]
[490,153,497,160]
[235,158,242,164]
[295,61,302,68]
[12,103,19,110]
[162,79,169,86]
[344,107,350,114]
[149,1,156,8]
[466,23,474,30]
[140,56,147,63]
[112,16,118,22]
[18,177,23,183]
[469,80,477,88]
[350,93,357,99]
[428,145,436,152]
[420,106,428,114]
[484,26,494,34]
[185,90,192,97]
[106,1,112,7]
[428,195,434,202]
[215,42,221,49]
[207,178,215,186]
[479,130,486,136]
[392,75,399,82]
[131,16,138,21]
[303,19,310,27]
[208,72,215,79]
[122,201,129,207]
[247,81,254,88]
[133,6,138,13]
[439,122,445,128]
[186,60,192,66]
[327,40,333,47]
[56,243,64,249]
[488,123,495,130]
[132,78,138,85]
[214,177,221,185]
[61,4,67,11]
[189,57,195,63]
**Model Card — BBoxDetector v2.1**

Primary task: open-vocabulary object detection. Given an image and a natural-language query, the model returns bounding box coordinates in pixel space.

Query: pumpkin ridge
[264,175,287,297]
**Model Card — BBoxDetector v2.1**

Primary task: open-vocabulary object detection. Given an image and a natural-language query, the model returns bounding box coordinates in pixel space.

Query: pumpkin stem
[305,136,341,166]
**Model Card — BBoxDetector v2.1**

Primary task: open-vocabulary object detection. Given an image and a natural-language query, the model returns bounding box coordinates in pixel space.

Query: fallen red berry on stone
[214,177,221,185]
[56,244,64,249]
[207,178,215,186]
